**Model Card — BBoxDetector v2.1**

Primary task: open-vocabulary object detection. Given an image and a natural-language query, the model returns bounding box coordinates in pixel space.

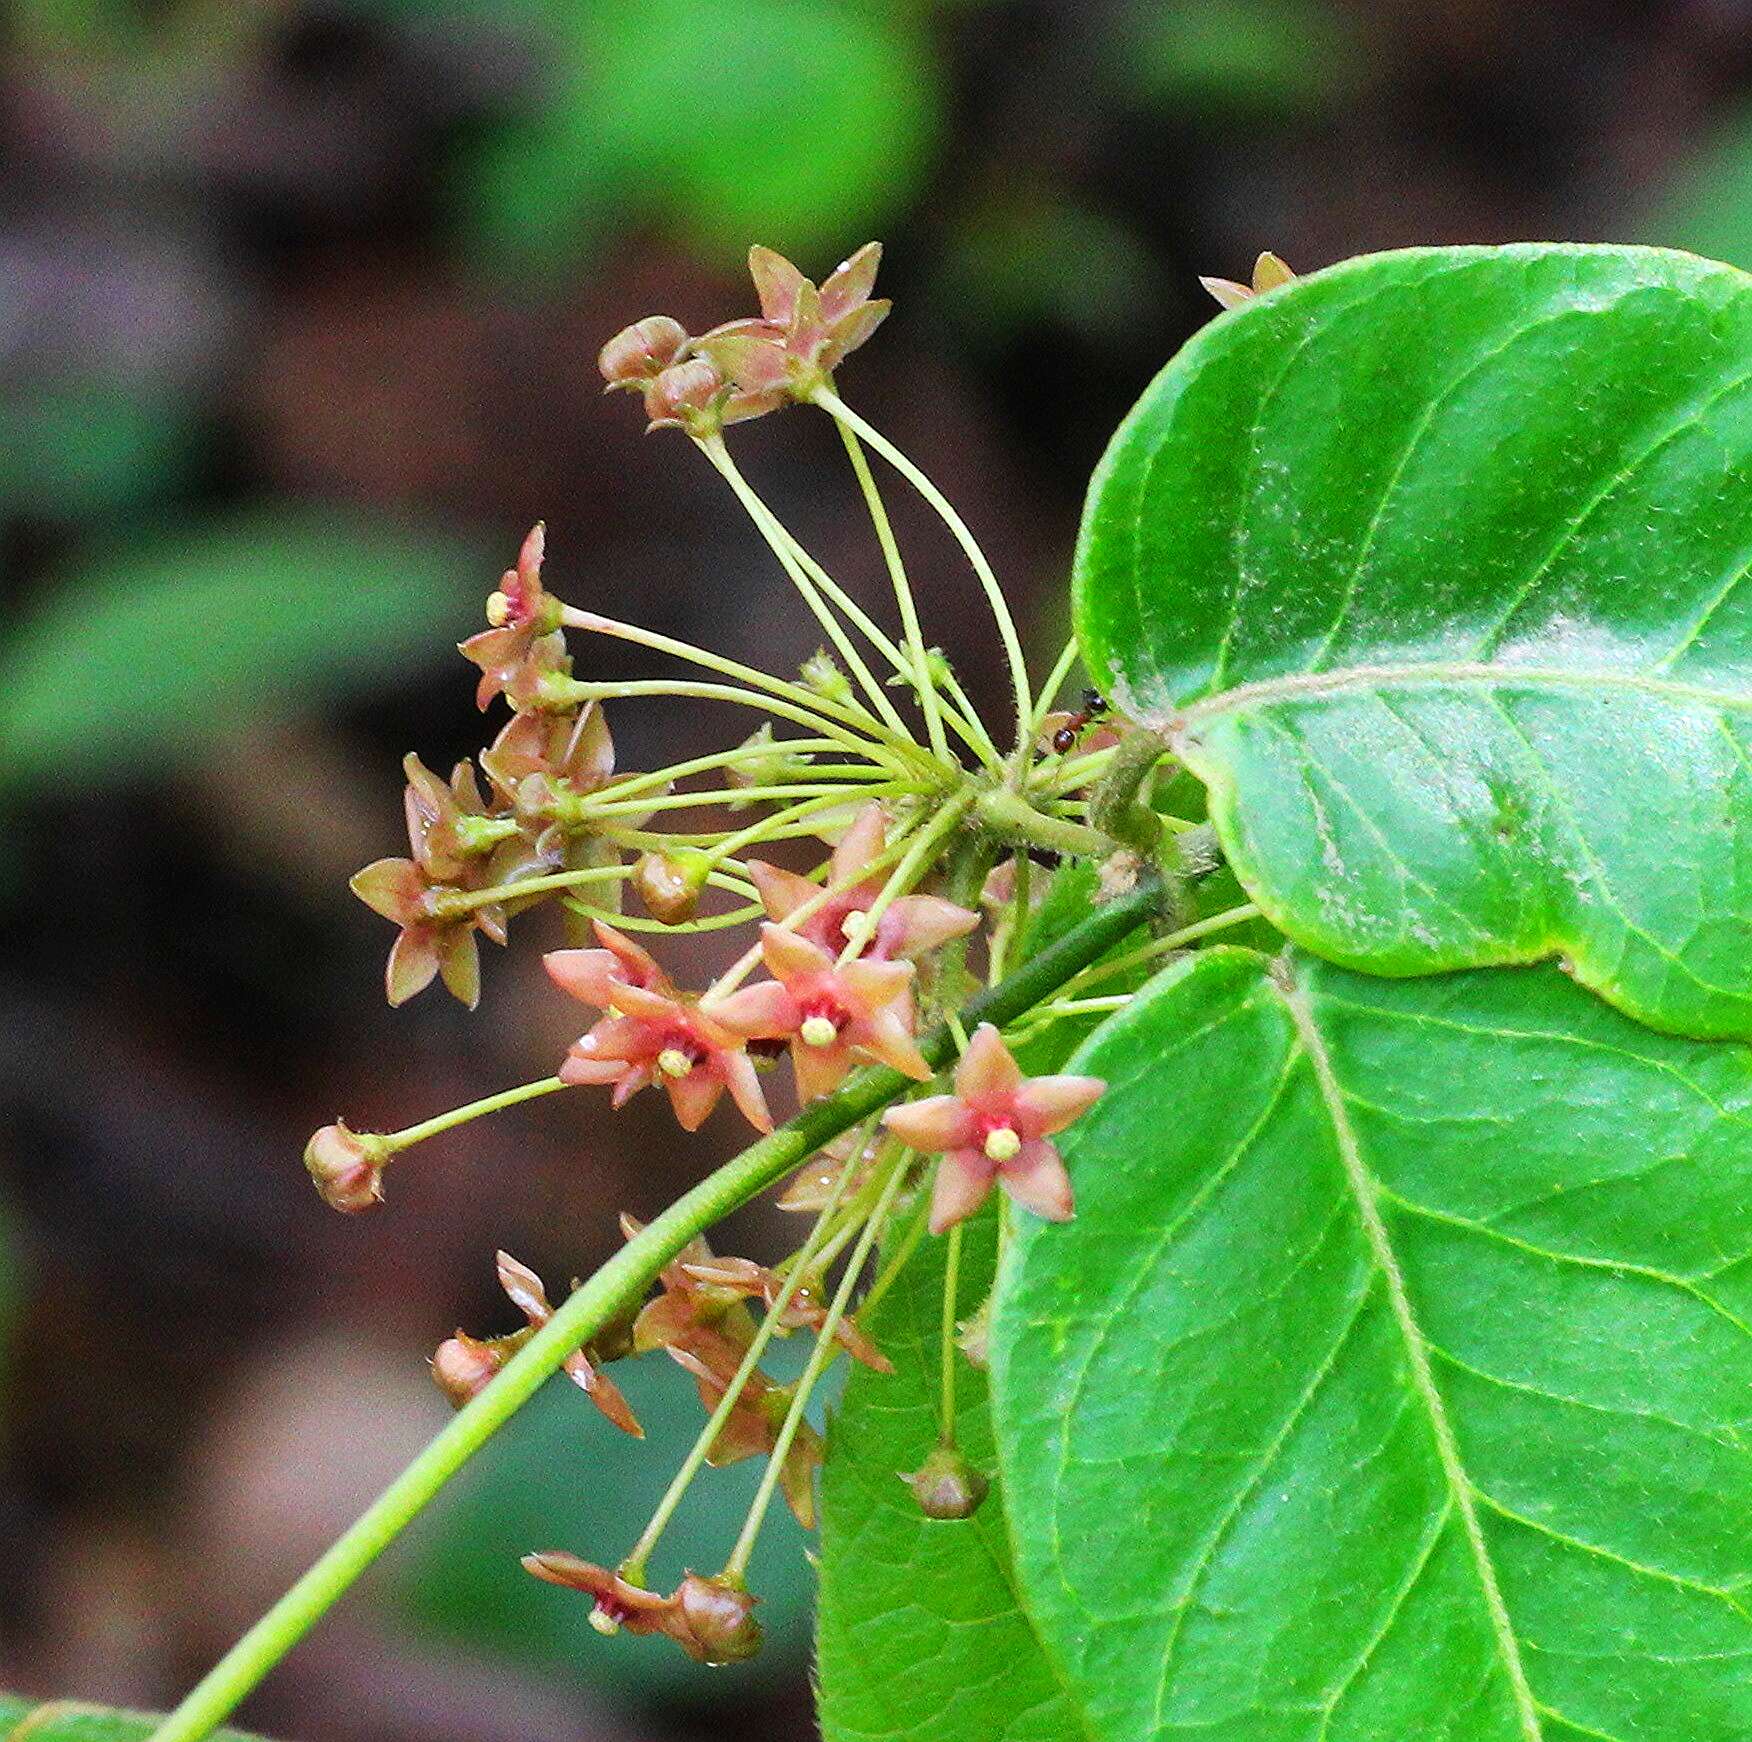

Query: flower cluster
[294,240,1281,1664]
[599,243,889,435]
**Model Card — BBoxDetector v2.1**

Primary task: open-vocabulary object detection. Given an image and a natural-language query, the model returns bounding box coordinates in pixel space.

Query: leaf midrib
[1274,957,1545,1742]
[1165,660,1752,738]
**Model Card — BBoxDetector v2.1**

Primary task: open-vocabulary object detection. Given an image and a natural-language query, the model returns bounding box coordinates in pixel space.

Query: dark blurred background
[3,1,1751,1737]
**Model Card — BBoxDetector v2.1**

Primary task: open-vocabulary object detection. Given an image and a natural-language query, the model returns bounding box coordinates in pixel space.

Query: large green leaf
[1074,244,1752,1040]
[0,1700,266,1740]
[992,947,1752,1742]
[816,1207,1079,1742]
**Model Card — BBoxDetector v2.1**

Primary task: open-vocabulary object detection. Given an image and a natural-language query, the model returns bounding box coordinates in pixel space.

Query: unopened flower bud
[304,1120,390,1213]
[902,1443,989,1520]
[644,358,726,432]
[634,850,709,924]
[674,1575,763,1664]
[599,315,689,390]
[800,649,853,704]
[431,1332,502,1407]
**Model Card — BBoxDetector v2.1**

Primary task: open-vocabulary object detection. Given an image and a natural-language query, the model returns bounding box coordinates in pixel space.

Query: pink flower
[712,925,931,1103]
[694,243,890,415]
[459,524,569,710]
[351,755,506,1007]
[743,804,978,963]
[882,1023,1106,1233]
[431,1251,641,1437]
[544,924,771,1132]
[521,1557,762,1664]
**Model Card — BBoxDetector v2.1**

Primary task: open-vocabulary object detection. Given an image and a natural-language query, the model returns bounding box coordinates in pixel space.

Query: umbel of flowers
[297,243,1270,1660]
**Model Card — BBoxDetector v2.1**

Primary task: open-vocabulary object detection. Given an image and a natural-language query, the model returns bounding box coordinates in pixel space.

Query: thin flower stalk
[1029,637,1083,739]
[696,434,922,701]
[938,1219,964,1441]
[695,433,916,742]
[722,1151,909,1583]
[558,604,918,761]
[832,418,951,764]
[549,677,921,771]
[810,385,1033,769]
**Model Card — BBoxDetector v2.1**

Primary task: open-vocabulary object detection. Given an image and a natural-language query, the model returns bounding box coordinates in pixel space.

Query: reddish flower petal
[386,927,441,1006]
[819,241,881,323]
[998,1139,1075,1222]
[851,1007,931,1080]
[954,1022,1022,1107]
[1199,274,1254,310]
[822,300,890,370]
[543,947,624,1008]
[707,980,797,1038]
[883,1094,978,1154]
[351,857,424,923]
[837,956,912,1016]
[929,1150,996,1234]
[792,1035,853,1104]
[666,1068,724,1132]
[875,894,979,959]
[830,803,887,885]
[749,245,806,325]
[562,1350,644,1438]
[1012,1074,1107,1137]
[721,1051,774,1133]
[745,859,817,924]
[759,922,835,983]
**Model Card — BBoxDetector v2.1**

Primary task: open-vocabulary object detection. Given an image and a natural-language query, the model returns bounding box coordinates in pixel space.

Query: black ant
[1050,688,1109,755]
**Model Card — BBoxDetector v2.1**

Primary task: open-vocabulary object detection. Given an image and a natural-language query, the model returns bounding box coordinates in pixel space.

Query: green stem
[144,870,1166,1742]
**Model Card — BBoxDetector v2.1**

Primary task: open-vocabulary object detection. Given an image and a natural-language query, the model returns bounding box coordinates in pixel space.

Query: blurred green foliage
[461,0,942,269]
[1651,108,1752,270]
[396,1356,820,1704]
[0,512,488,795]
[1102,0,1359,115]
[0,386,194,523]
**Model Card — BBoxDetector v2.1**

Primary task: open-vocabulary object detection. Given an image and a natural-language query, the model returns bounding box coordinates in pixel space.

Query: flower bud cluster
[598,243,890,436]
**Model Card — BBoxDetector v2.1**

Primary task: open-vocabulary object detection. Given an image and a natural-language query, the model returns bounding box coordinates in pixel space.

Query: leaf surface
[1075,244,1752,1038]
[816,1207,1080,1742]
[992,947,1752,1742]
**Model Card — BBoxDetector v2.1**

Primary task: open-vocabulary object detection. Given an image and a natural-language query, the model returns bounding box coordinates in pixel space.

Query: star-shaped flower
[351,755,508,1006]
[882,1023,1106,1233]
[712,925,930,1103]
[545,928,772,1132]
[692,243,890,415]
[459,523,569,711]
[521,1556,762,1663]
[743,803,979,963]
[431,1251,641,1437]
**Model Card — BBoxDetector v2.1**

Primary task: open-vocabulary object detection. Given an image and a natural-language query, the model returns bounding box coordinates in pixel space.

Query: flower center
[657,1043,699,1079]
[799,1012,841,1048]
[840,908,871,944]
[982,1125,1021,1163]
[589,1599,627,1636]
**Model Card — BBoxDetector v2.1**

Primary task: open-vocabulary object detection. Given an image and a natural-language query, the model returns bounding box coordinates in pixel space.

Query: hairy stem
[145,869,1166,1742]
